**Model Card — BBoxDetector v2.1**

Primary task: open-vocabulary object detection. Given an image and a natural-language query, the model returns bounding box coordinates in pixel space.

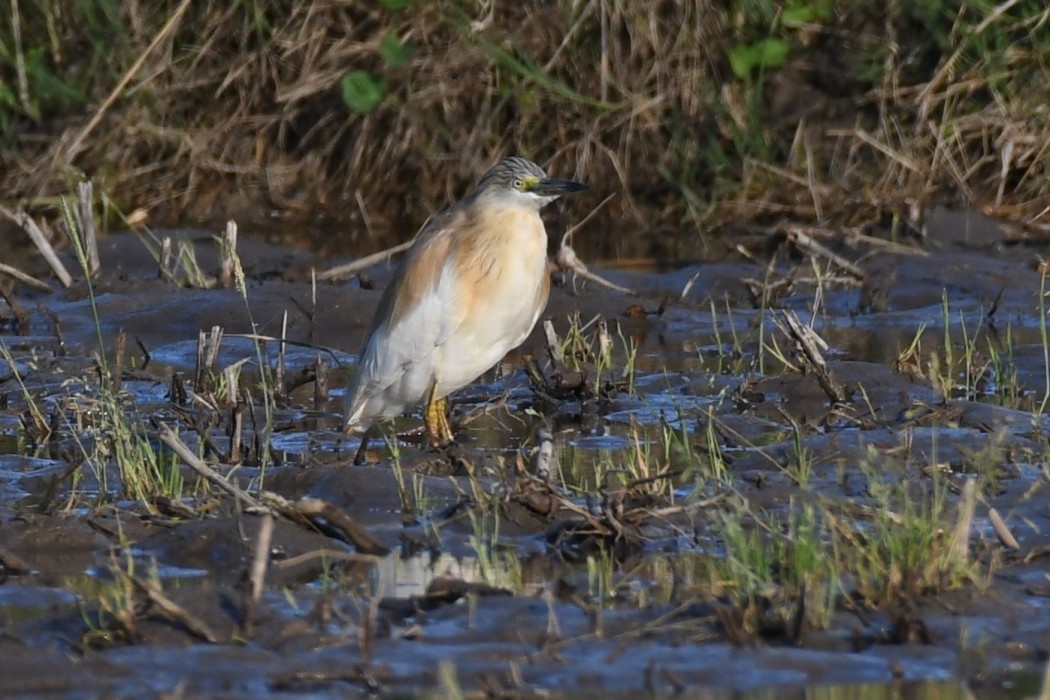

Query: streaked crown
[476,156,548,193]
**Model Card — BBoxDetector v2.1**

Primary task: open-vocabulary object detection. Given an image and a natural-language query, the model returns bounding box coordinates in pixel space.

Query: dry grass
[1,0,1047,251]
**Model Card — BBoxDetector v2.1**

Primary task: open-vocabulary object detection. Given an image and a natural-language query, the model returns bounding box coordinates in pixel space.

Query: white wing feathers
[344,224,470,427]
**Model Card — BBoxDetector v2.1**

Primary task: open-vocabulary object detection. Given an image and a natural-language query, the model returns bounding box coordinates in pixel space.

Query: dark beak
[532,177,587,197]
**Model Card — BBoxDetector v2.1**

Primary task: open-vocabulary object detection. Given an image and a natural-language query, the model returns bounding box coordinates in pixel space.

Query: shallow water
[2,208,1050,696]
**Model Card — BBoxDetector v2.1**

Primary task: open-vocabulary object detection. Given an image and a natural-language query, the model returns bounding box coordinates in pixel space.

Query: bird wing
[345,207,472,418]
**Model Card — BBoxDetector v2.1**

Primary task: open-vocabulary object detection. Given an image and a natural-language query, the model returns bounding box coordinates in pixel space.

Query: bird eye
[512,178,524,190]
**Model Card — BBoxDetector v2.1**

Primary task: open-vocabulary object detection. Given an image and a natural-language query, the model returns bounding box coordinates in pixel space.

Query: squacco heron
[343,156,586,452]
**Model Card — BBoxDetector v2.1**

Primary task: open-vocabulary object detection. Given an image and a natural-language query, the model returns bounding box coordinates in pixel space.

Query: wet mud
[2,209,1050,697]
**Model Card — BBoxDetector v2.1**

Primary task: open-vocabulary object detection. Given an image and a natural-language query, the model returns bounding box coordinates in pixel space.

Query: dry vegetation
[1,0,1047,251]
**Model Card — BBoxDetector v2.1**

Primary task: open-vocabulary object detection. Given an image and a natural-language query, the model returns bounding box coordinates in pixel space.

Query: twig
[841,228,928,257]
[774,309,847,404]
[533,428,555,482]
[274,548,381,569]
[554,244,637,296]
[851,129,922,173]
[229,402,244,464]
[553,193,637,295]
[134,576,220,643]
[219,220,238,288]
[194,327,224,394]
[988,507,1019,551]
[355,190,375,239]
[316,240,413,281]
[947,479,976,567]
[159,237,173,280]
[0,205,73,287]
[275,310,288,403]
[223,332,344,365]
[263,493,390,556]
[542,320,563,366]
[679,270,701,300]
[223,362,242,408]
[155,421,264,509]
[250,512,274,604]
[0,544,31,574]
[0,285,30,332]
[204,326,223,370]
[561,192,616,248]
[314,353,329,410]
[0,262,53,292]
[135,335,151,370]
[78,180,100,277]
[783,226,866,280]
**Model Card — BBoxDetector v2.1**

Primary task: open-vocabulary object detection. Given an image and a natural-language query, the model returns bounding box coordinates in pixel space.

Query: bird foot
[424,394,456,447]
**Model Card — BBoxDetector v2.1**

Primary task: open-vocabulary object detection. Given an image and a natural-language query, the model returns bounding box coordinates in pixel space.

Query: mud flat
[2,211,1049,697]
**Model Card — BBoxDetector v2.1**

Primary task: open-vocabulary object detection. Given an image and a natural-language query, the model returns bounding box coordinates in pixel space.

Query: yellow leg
[424,386,455,447]
[436,397,454,445]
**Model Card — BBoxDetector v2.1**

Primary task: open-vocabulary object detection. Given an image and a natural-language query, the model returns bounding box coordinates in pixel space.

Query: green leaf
[380,34,414,67]
[378,0,410,9]
[728,44,758,80]
[0,83,19,110]
[340,70,385,114]
[783,4,814,26]
[753,38,791,70]
[784,0,831,27]
[729,38,791,79]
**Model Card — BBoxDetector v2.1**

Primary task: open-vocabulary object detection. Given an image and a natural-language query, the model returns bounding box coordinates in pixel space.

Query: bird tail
[342,389,368,434]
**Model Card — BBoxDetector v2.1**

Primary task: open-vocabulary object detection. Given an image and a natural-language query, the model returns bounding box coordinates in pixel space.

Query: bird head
[477,156,587,208]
